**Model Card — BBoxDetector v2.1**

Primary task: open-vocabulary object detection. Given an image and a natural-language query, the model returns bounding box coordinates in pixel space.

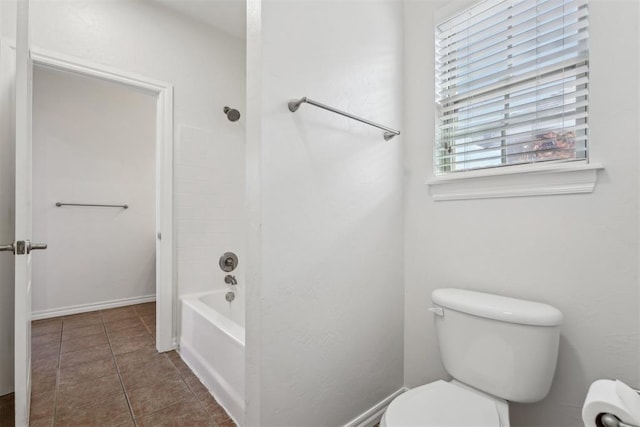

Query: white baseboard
[345,387,407,427]
[31,294,156,320]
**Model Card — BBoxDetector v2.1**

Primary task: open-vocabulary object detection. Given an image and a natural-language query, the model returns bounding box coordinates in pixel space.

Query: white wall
[246,0,405,425]
[26,0,246,310]
[403,1,640,426]
[31,66,156,313]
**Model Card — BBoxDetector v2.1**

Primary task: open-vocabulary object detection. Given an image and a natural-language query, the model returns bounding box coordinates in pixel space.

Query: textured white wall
[31,66,156,313]
[246,0,405,425]
[403,1,640,426]
[27,0,247,299]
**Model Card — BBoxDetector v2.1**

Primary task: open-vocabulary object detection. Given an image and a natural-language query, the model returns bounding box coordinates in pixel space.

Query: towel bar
[56,202,128,209]
[288,96,400,141]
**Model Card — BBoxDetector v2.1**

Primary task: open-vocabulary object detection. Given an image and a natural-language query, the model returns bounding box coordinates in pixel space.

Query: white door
[13,0,31,422]
[13,0,45,425]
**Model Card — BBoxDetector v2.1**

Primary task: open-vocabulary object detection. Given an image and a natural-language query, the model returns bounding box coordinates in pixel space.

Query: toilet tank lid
[432,288,563,326]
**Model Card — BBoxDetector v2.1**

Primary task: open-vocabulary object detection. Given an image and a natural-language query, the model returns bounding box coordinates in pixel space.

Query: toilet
[382,288,563,427]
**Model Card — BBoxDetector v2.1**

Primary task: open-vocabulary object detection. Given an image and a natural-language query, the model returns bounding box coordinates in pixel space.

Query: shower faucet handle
[219,252,238,272]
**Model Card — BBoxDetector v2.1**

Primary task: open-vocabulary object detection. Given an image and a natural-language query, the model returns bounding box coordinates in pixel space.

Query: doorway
[29,49,175,353]
[32,65,157,319]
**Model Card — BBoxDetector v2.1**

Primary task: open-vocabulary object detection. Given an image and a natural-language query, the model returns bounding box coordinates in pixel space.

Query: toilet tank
[432,288,563,403]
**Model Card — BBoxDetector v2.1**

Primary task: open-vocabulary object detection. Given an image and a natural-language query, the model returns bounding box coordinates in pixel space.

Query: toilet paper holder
[599,413,636,427]
[597,386,640,427]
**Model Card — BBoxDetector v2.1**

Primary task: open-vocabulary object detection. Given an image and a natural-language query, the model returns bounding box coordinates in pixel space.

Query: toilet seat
[383,380,502,427]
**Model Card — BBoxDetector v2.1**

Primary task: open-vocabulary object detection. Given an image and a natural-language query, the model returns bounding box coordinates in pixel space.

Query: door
[14,0,31,422]
[13,0,45,425]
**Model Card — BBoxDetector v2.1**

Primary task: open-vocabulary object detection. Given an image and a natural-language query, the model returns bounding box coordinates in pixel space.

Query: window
[435,0,589,175]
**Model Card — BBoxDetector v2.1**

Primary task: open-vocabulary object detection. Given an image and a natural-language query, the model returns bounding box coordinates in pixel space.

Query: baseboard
[344,387,407,427]
[31,294,156,320]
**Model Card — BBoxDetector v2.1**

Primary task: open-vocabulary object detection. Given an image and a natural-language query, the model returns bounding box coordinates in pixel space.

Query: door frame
[31,47,176,352]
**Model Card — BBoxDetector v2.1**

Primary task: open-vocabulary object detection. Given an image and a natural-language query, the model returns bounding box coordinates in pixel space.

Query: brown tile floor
[0,394,15,427]
[23,302,236,427]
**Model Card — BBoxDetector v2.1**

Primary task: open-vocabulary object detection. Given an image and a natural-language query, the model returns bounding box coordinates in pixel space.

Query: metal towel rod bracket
[56,202,128,209]
[288,96,400,141]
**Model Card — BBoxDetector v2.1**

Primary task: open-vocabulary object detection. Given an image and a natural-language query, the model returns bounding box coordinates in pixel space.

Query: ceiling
[152,0,246,40]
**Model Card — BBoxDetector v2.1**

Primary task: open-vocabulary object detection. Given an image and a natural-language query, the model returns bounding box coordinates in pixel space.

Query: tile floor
[22,302,235,426]
[0,394,15,427]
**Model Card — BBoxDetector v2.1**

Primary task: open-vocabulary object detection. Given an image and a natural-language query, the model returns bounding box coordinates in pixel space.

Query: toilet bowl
[381,288,563,427]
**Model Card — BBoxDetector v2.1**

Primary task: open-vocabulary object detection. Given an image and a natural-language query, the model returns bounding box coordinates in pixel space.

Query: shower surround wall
[177,125,245,299]
[403,1,640,425]
[246,0,405,425]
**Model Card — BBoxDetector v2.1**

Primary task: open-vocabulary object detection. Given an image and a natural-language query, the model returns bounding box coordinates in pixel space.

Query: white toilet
[382,288,563,427]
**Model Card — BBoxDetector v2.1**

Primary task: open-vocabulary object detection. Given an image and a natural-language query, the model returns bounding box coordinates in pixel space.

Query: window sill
[426,162,604,201]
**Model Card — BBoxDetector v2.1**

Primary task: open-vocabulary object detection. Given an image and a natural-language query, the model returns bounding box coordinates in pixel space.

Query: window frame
[428,0,601,200]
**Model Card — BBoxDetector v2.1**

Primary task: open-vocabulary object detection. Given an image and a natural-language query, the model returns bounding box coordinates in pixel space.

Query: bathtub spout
[224,275,237,285]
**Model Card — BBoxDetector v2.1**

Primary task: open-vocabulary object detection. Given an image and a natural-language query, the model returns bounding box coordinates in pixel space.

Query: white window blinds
[435,0,589,174]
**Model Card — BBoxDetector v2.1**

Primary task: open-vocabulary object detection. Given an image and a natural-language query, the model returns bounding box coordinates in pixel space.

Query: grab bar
[287,96,400,141]
[56,202,128,209]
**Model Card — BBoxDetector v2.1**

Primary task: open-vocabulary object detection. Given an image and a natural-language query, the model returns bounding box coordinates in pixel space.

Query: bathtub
[180,289,245,425]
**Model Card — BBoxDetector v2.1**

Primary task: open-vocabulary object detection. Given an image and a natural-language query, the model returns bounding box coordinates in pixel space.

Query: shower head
[223,106,241,122]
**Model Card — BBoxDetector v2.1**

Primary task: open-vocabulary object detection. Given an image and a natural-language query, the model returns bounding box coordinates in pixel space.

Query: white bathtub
[180,290,245,425]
